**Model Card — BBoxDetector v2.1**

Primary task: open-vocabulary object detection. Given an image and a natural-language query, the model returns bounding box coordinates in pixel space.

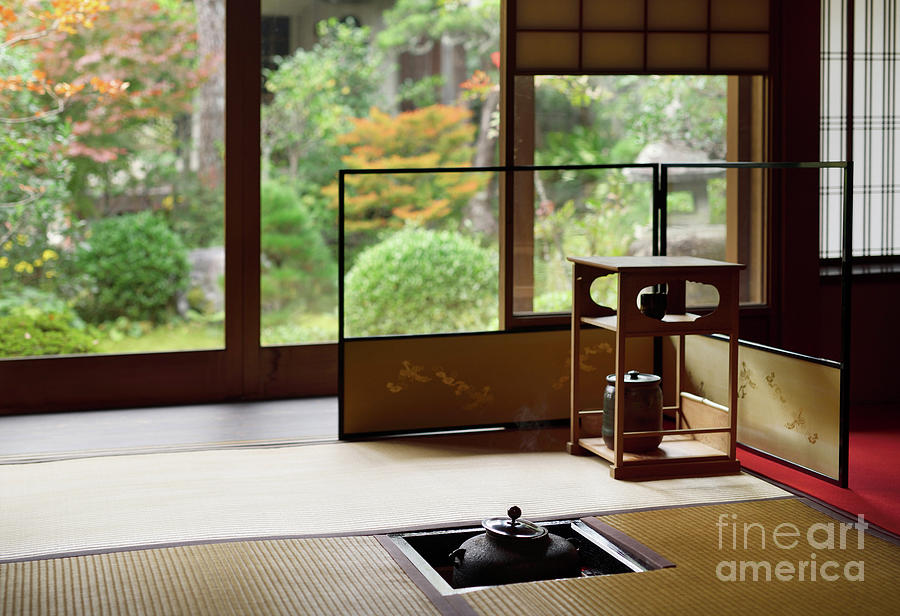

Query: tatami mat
[2,499,896,616]
[0,536,441,616]
[0,430,787,562]
[463,499,900,616]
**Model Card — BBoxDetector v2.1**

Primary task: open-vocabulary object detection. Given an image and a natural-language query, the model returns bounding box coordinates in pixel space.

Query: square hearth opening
[388,518,664,596]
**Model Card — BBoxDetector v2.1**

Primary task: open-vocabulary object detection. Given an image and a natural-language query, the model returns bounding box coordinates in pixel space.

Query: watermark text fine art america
[715,512,867,582]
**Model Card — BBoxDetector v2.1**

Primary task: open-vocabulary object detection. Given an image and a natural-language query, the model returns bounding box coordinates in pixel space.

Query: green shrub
[74,212,190,323]
[0,313,96,357]
[261,179,337,313]
[344,228,498,336]
[0,286,84,326]
[0,287,98,357]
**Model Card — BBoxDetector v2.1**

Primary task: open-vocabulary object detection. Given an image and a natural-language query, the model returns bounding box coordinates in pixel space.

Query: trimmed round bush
[75,212,190,323]
[344,228,498,336]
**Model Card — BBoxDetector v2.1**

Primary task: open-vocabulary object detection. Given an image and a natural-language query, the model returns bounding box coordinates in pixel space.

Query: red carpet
[737,405,900,536]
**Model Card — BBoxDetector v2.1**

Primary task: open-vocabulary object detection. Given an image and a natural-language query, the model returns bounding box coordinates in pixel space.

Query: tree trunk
[463,87,500,235]
[195,0,225,188]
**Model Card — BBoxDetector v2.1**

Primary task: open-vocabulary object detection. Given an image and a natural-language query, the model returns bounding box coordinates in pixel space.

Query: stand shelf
[578,436,730,464]
[567,256,744,481]
[580,313,703,331]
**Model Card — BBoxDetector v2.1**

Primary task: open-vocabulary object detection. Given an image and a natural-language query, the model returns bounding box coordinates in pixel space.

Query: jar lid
[482,506,547,540]
[606,370,661,385]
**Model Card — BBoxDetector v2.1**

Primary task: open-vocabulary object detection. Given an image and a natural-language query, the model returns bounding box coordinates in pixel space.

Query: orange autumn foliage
[328,105,488,232]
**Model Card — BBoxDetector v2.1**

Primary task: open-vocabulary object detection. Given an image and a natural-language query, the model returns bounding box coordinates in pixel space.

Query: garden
[0,0,726,357]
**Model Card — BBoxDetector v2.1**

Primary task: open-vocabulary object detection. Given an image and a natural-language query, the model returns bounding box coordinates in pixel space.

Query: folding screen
[340,161,852,489]
[342,329,652,437]
[659,162,853,486]
[678,335,842,481]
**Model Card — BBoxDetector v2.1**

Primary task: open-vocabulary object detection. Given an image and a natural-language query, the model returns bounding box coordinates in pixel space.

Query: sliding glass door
[1,1,226,360]
[0,1,251,413]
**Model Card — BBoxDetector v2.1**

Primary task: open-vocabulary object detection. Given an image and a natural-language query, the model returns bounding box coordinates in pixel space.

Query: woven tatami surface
[0,536,441,616]
[3,499,897,616]
[463,499,900,616]
[0,429,787,562]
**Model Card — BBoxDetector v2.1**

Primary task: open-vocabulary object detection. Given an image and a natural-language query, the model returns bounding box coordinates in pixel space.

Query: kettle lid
[482,506,548,540]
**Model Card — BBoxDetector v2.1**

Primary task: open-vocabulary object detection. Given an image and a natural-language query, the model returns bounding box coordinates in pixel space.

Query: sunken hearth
[388,515,672,596]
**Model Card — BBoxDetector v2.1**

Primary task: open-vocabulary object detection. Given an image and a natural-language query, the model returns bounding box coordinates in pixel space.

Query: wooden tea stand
[567,256,744,480]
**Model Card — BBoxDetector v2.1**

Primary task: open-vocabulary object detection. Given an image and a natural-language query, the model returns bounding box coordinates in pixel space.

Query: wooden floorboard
[0,397,337,458]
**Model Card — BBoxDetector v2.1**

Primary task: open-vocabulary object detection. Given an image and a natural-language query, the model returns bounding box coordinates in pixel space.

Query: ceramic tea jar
[602,370,663,453]
[449,506,580,588]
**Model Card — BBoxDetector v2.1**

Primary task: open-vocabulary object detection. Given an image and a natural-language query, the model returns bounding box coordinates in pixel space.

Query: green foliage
[709,177,727,224]
[534,74,727,161]
[0,119,78,290]
[533,171,651,310]
[533,289,572,313]
[74,212,190,323]
[294,177,339,253]
[158,167,225,249]
[539,126,618,167]
[535,126,622,206]
[118,146,224,249]
[90,319,223,353]
[0,203,74,289]
[534,171,651,259]
[378,0,499,73]
[344,228,497,337]
[262,18,381,185]
[397,74,444,109]
[0,119,73,212]
[0,312,96,357]
[0,46,80,290]
[0,288,97,357]
[0,286,86,326]
[376,0,499,110]
[0,43,73,200]
[260,180,337,313]
[666,191,696,214]
[261,313,337,347]
[628,75,727,159]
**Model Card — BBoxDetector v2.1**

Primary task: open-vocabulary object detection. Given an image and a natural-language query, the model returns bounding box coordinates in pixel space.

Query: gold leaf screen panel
[342,329,652,435]
[675,335,840,479]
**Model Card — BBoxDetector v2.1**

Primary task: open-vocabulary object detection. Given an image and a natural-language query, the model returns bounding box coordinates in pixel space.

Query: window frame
[820,0,900,266]
[499,1,775,332]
